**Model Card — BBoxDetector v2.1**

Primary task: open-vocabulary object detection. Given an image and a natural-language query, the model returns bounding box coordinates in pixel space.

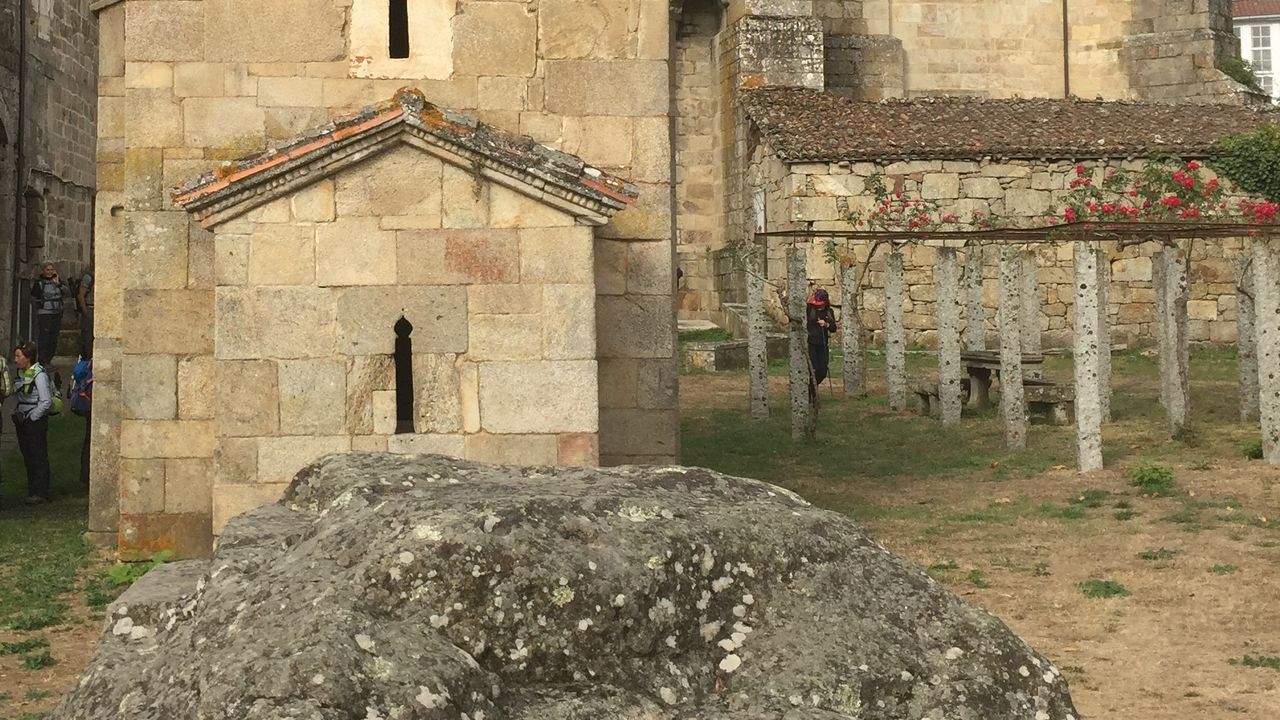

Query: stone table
[962,350,1045,410]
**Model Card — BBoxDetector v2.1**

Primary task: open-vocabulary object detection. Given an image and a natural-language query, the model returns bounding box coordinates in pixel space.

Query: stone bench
[1024,379,1075,426]
[910,377,972,418]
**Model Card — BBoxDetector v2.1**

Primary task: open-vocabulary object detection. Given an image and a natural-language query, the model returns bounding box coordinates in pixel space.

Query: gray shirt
[32,277,68,315]
[81,273,94,309]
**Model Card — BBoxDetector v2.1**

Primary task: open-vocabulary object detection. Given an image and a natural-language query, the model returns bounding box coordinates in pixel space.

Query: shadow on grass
[0,416,93,631]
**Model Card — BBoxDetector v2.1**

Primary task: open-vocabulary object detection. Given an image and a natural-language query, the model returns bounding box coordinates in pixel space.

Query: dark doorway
[394,316,414,434]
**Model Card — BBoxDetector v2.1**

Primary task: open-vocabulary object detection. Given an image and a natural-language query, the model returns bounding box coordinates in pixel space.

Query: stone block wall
[749,147,1247,349]
[1122,0,1255,103]
[1,0,97,355]
[197,146,600,535]
[93,0,679,553]
[676,14,824,320]
[824,33,906,101]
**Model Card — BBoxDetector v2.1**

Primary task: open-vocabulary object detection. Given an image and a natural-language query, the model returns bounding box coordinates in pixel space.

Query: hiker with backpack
[30,263,69,366]
[72,358,93,488]
[77,266,94,360]
[13,341,55,505]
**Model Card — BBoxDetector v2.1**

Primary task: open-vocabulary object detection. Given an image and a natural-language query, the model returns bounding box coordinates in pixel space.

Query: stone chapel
[89,0,1257,556]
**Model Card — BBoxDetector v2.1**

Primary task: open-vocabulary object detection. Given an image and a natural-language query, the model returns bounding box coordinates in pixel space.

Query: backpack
[71,359,93,417]
[0,356,12,399]
[24,364,63,416]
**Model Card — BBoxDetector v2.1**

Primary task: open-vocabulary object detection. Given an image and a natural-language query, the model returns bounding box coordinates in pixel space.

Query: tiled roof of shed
[1235,0,1280,19]
[741,88,1280,163]
[174,88,638,214]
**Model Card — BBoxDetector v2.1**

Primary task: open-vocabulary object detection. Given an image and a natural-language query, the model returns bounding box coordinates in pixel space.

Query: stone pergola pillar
[1020,249,1042,371]
[747,245,769,420]
[1073,241,1104,472]
[1154,247,1190,436]
[936,246,963,425]
[1236,254,1259,423]
[997,246,1026,449]
[1251,237,1280,462]
[885,247,907,411]
[839,258,865,397]
[964,243,985,351]
[788,246,815,440]
[1096,248,1113,422]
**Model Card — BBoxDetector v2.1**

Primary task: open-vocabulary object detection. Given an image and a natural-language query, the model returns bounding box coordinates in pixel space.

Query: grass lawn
[682,346,1280,720]
[0,415,107,720]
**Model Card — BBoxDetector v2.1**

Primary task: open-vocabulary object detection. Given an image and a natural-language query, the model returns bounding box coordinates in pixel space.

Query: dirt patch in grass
[681,349,1280,720]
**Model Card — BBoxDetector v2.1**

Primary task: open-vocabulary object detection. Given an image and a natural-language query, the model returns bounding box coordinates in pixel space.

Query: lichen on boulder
[55,454,1079,719]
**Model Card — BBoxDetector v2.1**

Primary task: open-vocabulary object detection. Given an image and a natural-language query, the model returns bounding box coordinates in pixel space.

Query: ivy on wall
[1217,125,1280,204]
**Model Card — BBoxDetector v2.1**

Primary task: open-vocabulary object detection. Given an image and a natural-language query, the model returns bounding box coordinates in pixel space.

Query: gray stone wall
[750,151,1247,349]
[824,33,906,101]
[673,0,724,317]
[4,0,97,354]
[1123,0,1257,103]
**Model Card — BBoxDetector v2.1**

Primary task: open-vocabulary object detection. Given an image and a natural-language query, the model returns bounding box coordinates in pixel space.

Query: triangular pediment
[173,88,639,229]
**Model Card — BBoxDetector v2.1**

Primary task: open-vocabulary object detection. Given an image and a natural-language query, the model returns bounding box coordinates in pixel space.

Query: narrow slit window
[394,316,415,434]
[389,0,411,59]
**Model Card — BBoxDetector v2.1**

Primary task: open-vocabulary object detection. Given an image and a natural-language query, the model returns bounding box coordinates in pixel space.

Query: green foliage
[1079,579,1130,599]
[6,607,65,632]
[24,689,52,701]
[1221,55,1265,91]
[1129,462,1177,497]
[678,328,733,344]
[1210,564,1239,576]
[84,551,176,611]
[1070,489,1112,508]
[1037,502,1087,520]
[0,637,49,655]
[1113,508,1138,521]
[1229,655,1280,671]
[1137,548,1179,561]
[967,570,992,589]
[20,650,55,670]
[1217,125,1280,203]
[926,560,959,573]
[1242,438,1264,460]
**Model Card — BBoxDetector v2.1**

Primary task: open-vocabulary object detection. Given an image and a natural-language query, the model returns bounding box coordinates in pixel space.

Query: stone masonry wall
[824,33,906,101]
[749,146,1245,349]
[3,0,97,355]
[1122,0,1254,103]
[676,14,824,320]
[93,0,679,553]
[673,1,724,316]
[858,0,1249,103]
[198,145,600,535]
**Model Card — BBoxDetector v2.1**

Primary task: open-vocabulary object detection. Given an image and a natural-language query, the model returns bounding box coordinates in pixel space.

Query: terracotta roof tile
[174,88,638,213]
[1235,0,1280,19]
[741,88,1280,163]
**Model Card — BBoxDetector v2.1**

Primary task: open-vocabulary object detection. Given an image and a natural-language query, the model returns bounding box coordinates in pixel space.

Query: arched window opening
[394,316,415,434]
[389,0,411,59]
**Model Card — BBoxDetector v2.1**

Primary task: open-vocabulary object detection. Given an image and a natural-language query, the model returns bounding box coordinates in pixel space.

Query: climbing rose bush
[1053,158,1280,227]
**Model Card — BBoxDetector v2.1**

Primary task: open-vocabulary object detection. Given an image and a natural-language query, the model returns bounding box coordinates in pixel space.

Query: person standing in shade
[77,265,94,360]
[13,342,53,505]
[30,263,68,366]
[807,288,838,399]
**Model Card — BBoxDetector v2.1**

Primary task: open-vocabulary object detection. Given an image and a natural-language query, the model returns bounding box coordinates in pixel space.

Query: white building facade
[1236,0,1280,98]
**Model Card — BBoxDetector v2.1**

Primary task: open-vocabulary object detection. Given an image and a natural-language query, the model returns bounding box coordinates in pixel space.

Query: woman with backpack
[13,342,54,505]
[30,263,69,366]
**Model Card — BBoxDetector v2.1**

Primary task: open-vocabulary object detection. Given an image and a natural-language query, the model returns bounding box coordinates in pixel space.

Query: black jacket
[806,304,837,346]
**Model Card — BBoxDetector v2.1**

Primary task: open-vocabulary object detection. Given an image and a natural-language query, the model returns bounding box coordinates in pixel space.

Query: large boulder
[56,454,1079,719]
